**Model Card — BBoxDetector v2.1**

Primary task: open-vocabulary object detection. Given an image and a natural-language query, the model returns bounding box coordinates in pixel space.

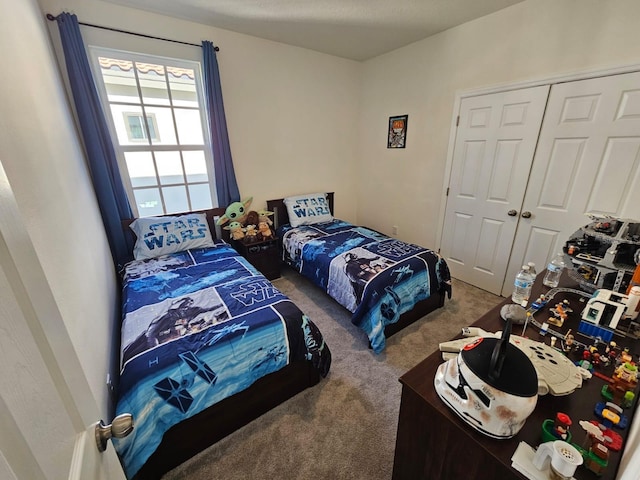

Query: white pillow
[283,193,333,227]
[130,213,215,260]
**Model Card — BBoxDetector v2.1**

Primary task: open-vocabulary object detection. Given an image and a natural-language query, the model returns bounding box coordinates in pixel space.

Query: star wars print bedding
[279,220,452,353]
[113,241,331,479]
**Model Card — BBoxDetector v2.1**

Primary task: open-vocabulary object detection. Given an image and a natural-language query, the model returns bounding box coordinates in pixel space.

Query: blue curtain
[55,13,133,265]
[202,41,240,206]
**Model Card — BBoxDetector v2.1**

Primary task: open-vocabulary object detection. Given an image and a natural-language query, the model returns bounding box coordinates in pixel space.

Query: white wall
[1,0,124,476]
[358,0,640,247]
[40,0,362,222]
[1,0,116,420]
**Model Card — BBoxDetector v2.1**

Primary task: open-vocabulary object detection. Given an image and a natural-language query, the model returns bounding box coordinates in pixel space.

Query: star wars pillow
[130,213,215,260]
[283,193,333,227]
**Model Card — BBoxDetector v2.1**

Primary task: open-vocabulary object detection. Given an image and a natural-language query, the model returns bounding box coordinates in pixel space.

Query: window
[90,48,217,217]
[124,112,159,142]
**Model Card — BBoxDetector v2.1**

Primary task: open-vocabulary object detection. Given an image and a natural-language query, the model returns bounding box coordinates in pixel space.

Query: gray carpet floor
[163,268,503,479]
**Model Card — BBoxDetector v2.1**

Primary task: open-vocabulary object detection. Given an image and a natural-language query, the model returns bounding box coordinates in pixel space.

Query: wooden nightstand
[232,238,281,280]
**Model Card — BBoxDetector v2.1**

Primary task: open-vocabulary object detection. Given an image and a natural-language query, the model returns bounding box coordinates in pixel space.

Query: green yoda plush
[216,197,253,226]
[257,209,274,226]
[224,221,245,241]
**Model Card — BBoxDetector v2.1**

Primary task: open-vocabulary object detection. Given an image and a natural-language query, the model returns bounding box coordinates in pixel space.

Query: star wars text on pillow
[130,213,215,260]
[283,193,333,227]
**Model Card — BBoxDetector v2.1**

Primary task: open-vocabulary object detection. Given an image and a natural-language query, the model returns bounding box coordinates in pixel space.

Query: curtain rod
[45,13,219,51]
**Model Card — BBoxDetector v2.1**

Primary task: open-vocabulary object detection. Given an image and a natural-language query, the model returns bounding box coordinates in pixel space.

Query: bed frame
[266,194,446,341]
[121,208,321,479]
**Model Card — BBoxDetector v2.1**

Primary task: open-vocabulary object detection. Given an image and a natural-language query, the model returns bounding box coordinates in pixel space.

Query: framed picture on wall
[387,114,408,149]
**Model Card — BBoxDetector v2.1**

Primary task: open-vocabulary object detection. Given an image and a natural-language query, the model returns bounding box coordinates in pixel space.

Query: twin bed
[113,209,331,479]
[113,193,451,478]
[267,192,452,353]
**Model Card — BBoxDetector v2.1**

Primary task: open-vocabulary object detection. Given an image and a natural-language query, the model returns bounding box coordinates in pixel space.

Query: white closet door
[441,86,549,294]
[503,71,640,296]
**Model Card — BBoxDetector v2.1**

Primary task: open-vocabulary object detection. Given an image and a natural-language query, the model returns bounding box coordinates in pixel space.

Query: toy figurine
[257,221,273,240]
[591,351,602,368]
[616,348,633,367]
[548,300,572,327]
[216,197,253,226]
[553,412,572,440]
[257,209,274,226]
[609,354,638,401]
[243,224,259,243]
[541,413,573,443]
[531,294,548,310]
[562,330,575,352]
[224,221,245,241]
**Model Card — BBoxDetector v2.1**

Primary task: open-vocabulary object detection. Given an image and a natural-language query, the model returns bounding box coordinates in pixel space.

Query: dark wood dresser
[392,271,639,480]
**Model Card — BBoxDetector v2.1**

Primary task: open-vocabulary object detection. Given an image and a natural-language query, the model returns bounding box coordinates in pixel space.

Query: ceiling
[101,0,525,61]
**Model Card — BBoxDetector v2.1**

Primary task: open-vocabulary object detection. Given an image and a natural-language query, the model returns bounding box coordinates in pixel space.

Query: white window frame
[88,46,218,217]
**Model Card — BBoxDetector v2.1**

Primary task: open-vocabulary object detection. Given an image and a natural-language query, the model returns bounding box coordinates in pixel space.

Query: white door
[440,86,550,294]
[502,71,640,296]
[0,164,125,480]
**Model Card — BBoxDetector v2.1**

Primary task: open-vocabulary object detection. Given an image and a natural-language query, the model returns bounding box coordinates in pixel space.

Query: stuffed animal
[244,210,259,228]
[244,224,259,243]
[224,221,245,241]
[258,221,273,240]
[258,209,274,226]
[216,197,253,226]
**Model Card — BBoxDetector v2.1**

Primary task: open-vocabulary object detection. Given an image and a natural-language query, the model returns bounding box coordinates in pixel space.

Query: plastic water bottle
[527,262,537,278]
[542,253,565,288]
[512,265,534,305]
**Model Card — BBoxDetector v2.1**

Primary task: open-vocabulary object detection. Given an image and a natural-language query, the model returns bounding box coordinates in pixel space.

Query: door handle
[508,210,518,217]
[521,211,532,218]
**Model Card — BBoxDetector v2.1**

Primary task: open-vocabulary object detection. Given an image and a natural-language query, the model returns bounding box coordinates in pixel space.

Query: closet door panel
[520,227,560,273]
[441,85,550,295]
[537,138,586,210]
[503,71,640,296]
[587,138,640,215]
[447,212,473,265]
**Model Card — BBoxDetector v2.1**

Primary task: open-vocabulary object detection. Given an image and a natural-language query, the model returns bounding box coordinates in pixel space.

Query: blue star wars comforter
[280,220,451,353]
[113,241,331,479]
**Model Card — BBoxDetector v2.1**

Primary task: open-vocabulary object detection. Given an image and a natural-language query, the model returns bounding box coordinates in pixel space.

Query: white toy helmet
[434,321,538,439]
